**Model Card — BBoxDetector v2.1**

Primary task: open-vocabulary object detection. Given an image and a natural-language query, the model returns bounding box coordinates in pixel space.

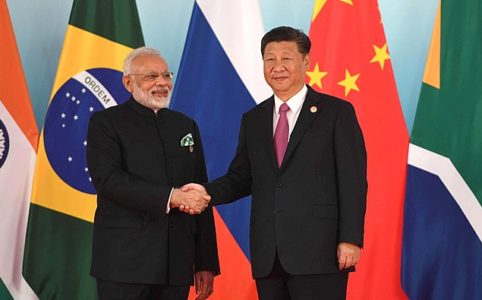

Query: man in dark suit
[182,27,367,299]
[87,47,220,300]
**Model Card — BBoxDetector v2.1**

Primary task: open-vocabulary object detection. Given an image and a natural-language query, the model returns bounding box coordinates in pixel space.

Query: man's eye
[145,74,158,80]
[161,72,173,80]
[282,57,292,61]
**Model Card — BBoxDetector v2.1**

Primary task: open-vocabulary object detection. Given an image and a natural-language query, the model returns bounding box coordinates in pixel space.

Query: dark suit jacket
[87,98,219,285]
[206,86,367,278]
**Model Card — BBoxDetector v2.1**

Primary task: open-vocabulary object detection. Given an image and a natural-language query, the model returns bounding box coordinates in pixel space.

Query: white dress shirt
[273,85,308,140]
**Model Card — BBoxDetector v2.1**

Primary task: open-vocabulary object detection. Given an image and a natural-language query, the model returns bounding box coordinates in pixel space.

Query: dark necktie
[274,103,290,167]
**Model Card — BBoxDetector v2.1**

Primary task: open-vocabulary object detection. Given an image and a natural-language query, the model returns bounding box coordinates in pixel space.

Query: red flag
[306,0,409,298]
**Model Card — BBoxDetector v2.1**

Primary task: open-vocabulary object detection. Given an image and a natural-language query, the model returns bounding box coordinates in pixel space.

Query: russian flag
[171,0,271,298]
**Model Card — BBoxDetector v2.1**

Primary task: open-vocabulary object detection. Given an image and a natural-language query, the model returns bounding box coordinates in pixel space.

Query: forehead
[131,54,168,72]
[263,41,300,56]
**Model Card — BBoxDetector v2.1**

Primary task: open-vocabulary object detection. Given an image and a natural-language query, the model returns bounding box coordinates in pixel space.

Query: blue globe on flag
[44,68,130,194]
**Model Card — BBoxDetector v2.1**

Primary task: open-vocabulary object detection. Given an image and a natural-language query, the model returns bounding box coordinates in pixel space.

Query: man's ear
[303,53,310,69]
[122,75,133,93]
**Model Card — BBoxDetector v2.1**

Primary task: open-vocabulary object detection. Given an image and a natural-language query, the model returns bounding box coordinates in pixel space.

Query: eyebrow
[139,69,169,74]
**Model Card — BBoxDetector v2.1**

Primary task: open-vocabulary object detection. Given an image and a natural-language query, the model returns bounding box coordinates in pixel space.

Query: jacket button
[276,183,283,188]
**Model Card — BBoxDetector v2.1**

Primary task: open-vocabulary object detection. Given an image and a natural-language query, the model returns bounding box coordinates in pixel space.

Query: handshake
[170,183,210,215]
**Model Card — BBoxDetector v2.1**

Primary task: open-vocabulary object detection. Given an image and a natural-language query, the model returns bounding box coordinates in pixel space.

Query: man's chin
[151,97,169,109]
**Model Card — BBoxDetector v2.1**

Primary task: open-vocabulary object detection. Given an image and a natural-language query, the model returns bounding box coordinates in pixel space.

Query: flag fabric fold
[0,1,39,299]
[171,0,270,298]
[22,1,144,298]
[402,0,482,299]
[306,0,409,299]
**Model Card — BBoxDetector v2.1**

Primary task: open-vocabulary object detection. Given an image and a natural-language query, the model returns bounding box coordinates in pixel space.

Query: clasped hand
[171,184,210,215]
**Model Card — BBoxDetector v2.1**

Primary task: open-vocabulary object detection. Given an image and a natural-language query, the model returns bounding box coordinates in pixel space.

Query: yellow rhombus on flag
[23,1,144,299]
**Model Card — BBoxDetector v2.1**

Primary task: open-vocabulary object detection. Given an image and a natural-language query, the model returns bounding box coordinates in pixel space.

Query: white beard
[132,82,171,111]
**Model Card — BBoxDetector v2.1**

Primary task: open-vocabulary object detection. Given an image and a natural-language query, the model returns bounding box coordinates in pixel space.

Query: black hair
[261,26,311,56]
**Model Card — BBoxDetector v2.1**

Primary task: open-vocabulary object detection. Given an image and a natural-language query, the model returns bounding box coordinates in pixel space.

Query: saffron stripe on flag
[0,1,39,298]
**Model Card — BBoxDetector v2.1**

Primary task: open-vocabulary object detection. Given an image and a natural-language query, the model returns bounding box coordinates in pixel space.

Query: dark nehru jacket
[87,98,219,285]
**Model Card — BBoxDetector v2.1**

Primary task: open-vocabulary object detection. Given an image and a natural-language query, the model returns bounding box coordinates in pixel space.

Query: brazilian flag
[23,1,144,298]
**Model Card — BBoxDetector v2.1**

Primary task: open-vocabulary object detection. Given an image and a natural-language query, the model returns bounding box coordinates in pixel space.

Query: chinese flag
[306,0,409,299]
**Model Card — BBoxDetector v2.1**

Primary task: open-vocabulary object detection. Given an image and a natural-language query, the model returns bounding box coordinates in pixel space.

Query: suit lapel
[280,87,321,169]
[259,97,279,171]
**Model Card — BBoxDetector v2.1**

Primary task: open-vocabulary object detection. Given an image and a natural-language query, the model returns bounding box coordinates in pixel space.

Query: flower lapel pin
[180,133,194,152]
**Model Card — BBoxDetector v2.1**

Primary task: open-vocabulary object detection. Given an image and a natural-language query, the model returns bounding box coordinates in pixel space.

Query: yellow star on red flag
[306,0,409,298]
[306,63,328,89]
[311,0,327,21]
[370,43,390,70]
[338,69,360,96]
[340,0,354,5]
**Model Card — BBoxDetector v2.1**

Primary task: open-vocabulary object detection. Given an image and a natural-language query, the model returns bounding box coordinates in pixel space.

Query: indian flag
[0,1,38,299]
[402,0,482,299]
[22,0,144,298]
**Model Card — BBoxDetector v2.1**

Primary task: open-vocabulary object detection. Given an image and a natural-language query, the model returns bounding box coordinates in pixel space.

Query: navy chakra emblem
[0,118,10,169]
[44,68,130,194]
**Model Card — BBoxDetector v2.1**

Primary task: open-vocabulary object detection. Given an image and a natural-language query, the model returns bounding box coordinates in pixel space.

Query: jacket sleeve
[334,102,367,247]
[86,112,172,215]
[192,122,220,274]
[205,114,252,205]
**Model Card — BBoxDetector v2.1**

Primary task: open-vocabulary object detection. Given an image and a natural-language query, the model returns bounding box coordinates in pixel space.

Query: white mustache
[151,88,170,95]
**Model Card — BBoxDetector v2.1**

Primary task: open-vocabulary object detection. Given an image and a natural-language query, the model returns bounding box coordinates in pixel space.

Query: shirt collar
[128,97,167,116]
[273,85,308,115]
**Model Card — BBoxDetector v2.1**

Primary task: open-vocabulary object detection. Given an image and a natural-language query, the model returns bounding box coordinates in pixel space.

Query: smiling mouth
[151,89,170,97]
[273,76,288,82]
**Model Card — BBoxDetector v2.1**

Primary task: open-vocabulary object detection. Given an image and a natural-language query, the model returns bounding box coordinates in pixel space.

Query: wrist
[170,188,182,208]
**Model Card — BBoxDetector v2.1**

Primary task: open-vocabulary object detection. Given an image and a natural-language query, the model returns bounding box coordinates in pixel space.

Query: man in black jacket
[87,47,219,300]
[182,27,367,300]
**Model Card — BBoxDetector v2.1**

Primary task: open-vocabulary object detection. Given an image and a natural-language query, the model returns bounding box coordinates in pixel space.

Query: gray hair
[123,47,161,75]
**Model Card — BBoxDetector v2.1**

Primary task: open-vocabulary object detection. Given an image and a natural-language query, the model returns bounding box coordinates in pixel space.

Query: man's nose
[272,60,286,70]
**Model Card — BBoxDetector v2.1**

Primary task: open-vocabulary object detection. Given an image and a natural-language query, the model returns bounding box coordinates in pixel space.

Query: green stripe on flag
[23,205,96,300]
[23,0,144,298]
[0,279,14,300]
[411,0,482,204]
[69,0,144,48]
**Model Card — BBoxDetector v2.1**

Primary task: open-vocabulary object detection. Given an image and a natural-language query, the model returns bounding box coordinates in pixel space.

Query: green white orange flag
[306,0,409,299]
[22,0,144,298]
[0,1,39,299]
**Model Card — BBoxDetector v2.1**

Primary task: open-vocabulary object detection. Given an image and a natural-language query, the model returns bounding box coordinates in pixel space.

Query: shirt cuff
[166,188,174,214]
